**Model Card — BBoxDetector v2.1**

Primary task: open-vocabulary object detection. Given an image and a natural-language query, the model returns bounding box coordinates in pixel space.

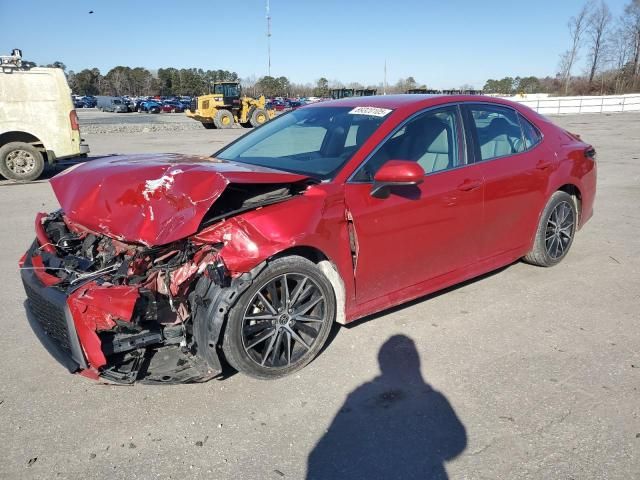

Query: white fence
[503,94,640,115]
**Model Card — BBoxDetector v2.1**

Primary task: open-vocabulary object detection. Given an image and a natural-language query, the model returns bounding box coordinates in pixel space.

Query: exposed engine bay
[29,210,226,383]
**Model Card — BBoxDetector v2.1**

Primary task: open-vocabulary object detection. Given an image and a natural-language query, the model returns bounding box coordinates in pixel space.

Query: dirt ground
[0,112,638,479]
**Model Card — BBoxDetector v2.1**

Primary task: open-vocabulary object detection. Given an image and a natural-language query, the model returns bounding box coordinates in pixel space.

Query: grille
[190,97,197,112]
[23,281,71,353]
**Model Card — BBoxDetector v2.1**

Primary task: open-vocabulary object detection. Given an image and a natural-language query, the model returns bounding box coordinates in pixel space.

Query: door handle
[457,179,482,191]
[536,160,552,170]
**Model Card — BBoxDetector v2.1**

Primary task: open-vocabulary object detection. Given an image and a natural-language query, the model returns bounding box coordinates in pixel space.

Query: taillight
[69,110,80,131]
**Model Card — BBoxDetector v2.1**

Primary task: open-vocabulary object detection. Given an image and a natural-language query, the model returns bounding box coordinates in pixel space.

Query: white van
[0,50,89,181]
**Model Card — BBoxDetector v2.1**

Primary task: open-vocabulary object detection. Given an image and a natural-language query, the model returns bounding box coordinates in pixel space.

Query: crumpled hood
[50,154,308,246]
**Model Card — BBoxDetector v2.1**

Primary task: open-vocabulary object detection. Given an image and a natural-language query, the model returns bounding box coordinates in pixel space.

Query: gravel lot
[0,112,639,479]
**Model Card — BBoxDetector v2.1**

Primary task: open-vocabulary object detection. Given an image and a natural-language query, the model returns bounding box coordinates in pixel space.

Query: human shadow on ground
[307,334,467,480]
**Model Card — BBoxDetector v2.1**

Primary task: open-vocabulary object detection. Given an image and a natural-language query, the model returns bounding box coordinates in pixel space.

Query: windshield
[215,106,389,180]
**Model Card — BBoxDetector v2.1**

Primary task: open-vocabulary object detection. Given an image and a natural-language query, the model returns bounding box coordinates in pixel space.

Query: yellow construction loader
[185,82,275,129]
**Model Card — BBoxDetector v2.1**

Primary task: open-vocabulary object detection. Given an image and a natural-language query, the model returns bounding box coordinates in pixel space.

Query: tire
[213,109,234,129]
[524,191,577,267]
[250,108,268,127]
[202,123,216,129]
[0,142,45,181]
[223,256,336,379]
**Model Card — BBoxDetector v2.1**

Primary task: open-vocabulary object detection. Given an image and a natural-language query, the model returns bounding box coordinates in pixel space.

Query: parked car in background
[96,96,128,113]
[82,96,97,108]
[138,100,162,113]
[267,100,287,111]
[161,100,184,113]
[179,97,192,110]
[72,95,97,109]
[19,94,596,382]
[0,58,89,181]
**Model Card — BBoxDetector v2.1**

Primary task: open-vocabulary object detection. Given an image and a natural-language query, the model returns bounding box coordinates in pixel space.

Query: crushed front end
[20,211,226,384]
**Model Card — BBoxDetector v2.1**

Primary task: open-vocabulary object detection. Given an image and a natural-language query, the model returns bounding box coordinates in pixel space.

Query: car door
[344,105,485,306]
[462,104,553,260]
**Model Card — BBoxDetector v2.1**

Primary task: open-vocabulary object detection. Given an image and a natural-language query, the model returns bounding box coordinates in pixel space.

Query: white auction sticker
[348,106,392,117]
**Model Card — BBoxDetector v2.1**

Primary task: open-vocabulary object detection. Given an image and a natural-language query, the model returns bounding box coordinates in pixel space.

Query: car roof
[306,94,521,112]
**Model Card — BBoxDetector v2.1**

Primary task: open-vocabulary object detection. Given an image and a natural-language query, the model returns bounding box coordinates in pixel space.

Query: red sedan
[161,101,184,113]
[20,95,596,383]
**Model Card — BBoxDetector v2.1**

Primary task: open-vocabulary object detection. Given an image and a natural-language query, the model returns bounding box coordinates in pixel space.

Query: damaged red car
[20,95,596,383]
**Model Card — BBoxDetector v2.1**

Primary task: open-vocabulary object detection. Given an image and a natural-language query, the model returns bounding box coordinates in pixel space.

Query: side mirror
[371,160,424,197]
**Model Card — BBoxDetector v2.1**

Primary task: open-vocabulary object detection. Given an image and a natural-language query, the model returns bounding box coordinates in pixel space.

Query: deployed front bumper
[21,242,87,372]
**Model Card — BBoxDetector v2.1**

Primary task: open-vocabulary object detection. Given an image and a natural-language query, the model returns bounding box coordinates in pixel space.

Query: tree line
[484,0,640,95]
[59,66,239,96]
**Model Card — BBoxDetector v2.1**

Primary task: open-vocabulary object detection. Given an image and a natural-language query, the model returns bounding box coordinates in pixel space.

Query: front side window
[352,106,461,182]
[216,107,388,180]
[468,105,525,161]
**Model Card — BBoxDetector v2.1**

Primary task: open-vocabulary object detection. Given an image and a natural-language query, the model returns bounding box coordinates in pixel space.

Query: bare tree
[586,1,612,84]
[623,0,640,85]
[560,2,591,94]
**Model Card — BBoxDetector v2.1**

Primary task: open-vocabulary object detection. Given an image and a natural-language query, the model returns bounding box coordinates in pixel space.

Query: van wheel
[524,191,577,267]
[0,142,45,181]
[222,256,336,379]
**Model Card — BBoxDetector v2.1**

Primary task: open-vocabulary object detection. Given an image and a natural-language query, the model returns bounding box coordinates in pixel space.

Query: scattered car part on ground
[20,95,596,383]
[0,49,90,181]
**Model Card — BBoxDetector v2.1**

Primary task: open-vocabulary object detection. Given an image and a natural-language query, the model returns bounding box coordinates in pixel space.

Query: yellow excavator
[186,82,275,129]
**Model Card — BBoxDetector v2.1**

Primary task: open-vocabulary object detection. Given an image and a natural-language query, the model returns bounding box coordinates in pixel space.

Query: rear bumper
[21,242,88,372]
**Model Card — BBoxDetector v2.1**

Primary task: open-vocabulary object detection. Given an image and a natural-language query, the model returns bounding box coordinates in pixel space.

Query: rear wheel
[223,256,336,379]
[250,108,269,127]
[0,142,45,181]
[214,109,234,129]
[524,191,577,267]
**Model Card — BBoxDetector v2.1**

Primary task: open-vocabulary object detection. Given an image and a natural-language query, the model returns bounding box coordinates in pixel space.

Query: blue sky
[0,0,630,88]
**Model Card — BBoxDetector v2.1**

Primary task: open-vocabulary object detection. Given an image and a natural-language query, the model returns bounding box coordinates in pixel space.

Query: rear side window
[518,114,542,149]
[467,105,525,161]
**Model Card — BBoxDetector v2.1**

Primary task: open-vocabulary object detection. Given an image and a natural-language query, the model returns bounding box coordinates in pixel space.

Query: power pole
[383,59,387,95]
[266,0,272,77]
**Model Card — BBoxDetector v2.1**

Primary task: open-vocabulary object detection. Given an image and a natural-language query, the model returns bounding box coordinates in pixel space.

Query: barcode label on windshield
[348,107,392,117]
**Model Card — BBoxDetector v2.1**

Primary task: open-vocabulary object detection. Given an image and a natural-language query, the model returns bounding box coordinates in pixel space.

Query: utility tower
[266,0,272,76]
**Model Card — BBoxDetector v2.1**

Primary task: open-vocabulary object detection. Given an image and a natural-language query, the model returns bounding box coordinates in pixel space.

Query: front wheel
[222,256,336,379]
[524,191,577,267]
[250,108,268,127]
[214,109,234,129]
